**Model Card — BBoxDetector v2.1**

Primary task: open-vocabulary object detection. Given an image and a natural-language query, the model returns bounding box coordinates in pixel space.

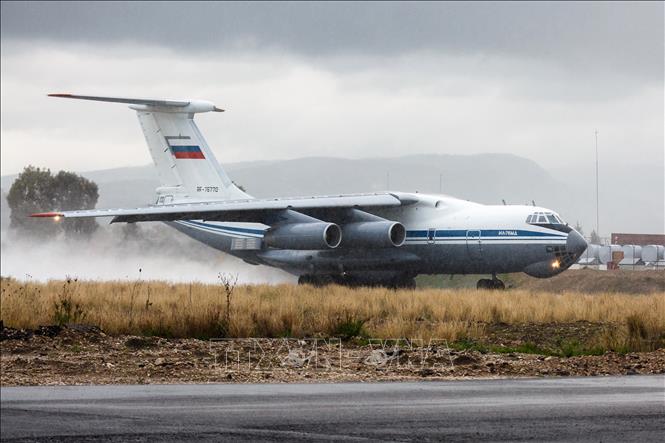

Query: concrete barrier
[578,244,601,265]
[619,245,642,265]
[642,245,665,262]
[599,245,622,264]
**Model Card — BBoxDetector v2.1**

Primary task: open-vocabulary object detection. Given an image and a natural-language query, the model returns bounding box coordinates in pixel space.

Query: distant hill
[2,153,663,235]
[0,153,566,204]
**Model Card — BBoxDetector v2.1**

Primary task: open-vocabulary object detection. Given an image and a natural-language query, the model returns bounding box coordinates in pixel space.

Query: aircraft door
[466,230,482,259]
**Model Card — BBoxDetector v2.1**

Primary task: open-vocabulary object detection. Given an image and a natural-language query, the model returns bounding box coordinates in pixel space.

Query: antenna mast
[595,130,599,239]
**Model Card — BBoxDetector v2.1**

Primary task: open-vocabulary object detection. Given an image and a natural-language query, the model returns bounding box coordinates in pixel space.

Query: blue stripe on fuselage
[406,229,566,239]
[178,221,565,241]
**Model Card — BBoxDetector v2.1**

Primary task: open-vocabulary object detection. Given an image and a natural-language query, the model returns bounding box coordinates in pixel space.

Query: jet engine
[264,222,342,250]
[342,221,406,248]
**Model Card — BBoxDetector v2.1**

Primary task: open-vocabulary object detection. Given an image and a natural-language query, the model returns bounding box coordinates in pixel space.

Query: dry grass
[1,277,664,352]
[505,269,665,294]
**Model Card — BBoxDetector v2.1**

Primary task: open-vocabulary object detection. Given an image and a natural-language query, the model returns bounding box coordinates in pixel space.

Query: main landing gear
[298,274,333,287]
[477,274,505,290]
[298,274,416,289]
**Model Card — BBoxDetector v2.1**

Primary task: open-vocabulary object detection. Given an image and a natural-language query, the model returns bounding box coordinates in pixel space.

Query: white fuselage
[169,193,586,280]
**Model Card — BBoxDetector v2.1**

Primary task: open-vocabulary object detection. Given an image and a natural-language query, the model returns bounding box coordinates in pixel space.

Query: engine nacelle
[264,222,342,250]
[342,221,406,248]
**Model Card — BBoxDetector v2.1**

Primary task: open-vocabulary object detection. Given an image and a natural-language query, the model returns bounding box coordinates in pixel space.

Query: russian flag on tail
[171,145,205,159]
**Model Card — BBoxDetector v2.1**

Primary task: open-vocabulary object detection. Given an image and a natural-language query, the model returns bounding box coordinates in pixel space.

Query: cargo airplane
[33,94,587,289]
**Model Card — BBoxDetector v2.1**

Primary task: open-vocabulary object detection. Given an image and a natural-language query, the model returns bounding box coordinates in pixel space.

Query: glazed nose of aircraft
[566,229,587,256]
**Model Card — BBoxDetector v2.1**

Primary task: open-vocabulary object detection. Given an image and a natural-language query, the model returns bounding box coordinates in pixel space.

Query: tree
[52,171,99,237]
[589,230,601,245]
[7,166,99,238]
[7,166,59,237]
[574,222,584,236]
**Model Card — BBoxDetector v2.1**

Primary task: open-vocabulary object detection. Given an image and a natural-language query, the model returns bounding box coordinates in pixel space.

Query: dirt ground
[2,324,663,386]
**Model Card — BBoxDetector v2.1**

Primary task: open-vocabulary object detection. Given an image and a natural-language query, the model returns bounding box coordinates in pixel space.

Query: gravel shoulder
[2,324,664,386]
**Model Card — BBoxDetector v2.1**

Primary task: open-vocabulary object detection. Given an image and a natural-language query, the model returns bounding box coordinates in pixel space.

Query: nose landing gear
[477,274,505,290]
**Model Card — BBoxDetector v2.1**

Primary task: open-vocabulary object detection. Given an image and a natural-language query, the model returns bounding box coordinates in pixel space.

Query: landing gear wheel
[492,279,505,290]
[477,278,505,290]
[390,277,417,290]
[298,275,334,287]
[298,275,313,285]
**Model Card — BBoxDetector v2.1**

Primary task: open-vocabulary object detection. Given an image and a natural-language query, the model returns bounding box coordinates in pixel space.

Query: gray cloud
[2,1,662,82]
[1,44,661,174]
[1,2,662,237]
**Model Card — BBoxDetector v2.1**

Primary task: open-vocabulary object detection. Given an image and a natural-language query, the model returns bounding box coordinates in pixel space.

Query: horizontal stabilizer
[48,94,224,112]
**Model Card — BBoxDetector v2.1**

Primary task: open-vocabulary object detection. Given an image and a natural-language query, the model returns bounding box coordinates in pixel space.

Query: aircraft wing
[31,193,418,224]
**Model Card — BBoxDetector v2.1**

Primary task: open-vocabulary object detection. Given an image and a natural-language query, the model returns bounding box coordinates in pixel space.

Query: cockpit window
[526,211,565,226]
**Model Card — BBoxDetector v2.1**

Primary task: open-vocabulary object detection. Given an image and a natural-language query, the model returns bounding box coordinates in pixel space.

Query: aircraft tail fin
[48,94,250,204]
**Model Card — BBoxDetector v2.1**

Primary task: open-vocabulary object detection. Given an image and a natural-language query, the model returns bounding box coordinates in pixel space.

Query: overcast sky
[1,1,663,184]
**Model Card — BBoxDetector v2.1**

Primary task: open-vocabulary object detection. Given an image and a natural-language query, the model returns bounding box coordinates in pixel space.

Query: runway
[2,376,663,442]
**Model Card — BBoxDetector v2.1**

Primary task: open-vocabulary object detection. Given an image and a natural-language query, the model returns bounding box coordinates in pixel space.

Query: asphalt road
[2,376,664,442]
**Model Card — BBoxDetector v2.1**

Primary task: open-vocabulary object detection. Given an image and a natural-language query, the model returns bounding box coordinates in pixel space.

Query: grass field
[1,276,663,355]
[417,269,665,293]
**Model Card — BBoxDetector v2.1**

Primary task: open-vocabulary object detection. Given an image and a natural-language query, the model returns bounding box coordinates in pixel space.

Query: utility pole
[439,174,443,193]
[386,172,390,190]
[595,130,599,239]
